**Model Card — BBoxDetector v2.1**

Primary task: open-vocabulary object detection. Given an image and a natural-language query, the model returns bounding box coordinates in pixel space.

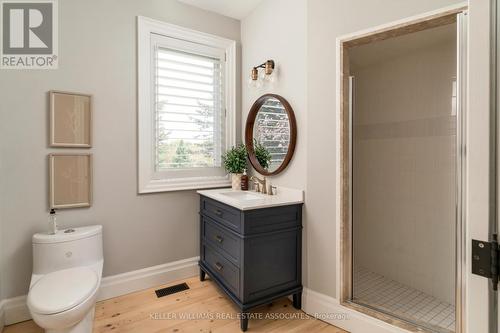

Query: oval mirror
[245,94,297,176]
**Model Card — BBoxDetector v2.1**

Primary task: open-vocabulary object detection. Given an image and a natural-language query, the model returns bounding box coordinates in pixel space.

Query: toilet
[27,225,103,333]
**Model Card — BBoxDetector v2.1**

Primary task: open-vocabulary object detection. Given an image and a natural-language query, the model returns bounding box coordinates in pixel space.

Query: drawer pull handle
[215,262,223,271]
[215,235,224,243]
[214,209,223,217]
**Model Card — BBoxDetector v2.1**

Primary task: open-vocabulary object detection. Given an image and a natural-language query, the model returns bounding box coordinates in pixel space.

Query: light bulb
[259,69,267,80]
[247,76,258,88]
[266,68,277,83]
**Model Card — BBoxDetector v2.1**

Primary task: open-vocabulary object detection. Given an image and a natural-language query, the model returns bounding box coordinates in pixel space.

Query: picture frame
[49,91,92,147]
[49,153,92,209]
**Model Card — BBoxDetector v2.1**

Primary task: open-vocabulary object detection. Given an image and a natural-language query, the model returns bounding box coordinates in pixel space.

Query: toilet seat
[28,267,98,315]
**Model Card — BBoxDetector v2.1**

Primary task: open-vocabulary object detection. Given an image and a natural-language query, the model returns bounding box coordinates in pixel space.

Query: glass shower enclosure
[346,15,467,333]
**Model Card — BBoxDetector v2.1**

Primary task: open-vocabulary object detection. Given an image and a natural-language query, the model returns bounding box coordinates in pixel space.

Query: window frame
[137,16,236,193]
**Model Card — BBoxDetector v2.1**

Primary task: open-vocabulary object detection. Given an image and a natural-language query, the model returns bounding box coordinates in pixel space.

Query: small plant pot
[231,173,242,190]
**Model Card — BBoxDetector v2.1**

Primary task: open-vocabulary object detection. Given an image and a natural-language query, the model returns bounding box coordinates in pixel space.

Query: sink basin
[221,191,263,201]
[197,187,304,210]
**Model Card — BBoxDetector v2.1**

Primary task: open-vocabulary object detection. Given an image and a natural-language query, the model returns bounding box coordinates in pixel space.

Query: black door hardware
[472,235,499,290]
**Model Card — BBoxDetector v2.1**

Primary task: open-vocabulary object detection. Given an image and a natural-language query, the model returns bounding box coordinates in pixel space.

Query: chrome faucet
[250,176,267,194]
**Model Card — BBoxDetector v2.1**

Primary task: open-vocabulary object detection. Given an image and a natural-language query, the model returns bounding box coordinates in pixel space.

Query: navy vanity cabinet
[199,195,303,332]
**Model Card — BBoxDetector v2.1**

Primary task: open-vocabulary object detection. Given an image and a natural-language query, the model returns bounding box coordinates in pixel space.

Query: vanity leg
[293,291,302,310]
[199,268,206,282]
[240,313,249,332]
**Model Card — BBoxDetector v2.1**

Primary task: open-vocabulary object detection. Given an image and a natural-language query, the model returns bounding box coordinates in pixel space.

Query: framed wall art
[49,91,92,147]
[49,153,92,209]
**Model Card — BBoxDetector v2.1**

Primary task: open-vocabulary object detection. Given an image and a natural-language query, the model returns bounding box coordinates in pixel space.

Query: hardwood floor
[4,276,347,333]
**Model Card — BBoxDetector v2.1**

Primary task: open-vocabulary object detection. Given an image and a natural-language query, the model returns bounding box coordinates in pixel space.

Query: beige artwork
[50,91,92,147]
[49,154,92,209]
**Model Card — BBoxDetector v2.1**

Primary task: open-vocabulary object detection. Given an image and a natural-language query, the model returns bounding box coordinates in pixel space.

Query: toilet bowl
[27,225,103,333]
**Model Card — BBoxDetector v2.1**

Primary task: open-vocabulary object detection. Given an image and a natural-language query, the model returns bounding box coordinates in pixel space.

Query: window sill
[138,175,231,193]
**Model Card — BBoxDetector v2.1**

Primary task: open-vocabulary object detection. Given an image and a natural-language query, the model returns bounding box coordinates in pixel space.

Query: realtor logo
[1,0,58,69]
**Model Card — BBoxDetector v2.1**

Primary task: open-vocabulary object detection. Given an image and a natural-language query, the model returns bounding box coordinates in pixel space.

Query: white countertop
[197,187,304,210]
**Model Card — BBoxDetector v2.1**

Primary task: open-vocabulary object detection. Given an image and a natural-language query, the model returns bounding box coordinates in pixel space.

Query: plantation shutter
[154,45,224,171]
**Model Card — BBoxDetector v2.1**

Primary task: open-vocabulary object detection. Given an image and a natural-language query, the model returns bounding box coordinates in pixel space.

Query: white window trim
[137,16,236,193]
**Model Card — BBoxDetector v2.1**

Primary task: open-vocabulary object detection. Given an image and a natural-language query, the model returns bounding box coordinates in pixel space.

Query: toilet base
[46,308,95,333]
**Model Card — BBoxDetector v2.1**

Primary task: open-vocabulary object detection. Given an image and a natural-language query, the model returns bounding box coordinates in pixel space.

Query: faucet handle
[270,185,277,195]
[253,179,260,192]
[266,184,277,195]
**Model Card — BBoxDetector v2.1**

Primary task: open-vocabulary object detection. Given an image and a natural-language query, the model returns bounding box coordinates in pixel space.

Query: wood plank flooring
[4,276,347,333]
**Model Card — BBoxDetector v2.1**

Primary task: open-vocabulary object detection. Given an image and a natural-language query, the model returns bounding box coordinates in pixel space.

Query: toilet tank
[32,225,103,275]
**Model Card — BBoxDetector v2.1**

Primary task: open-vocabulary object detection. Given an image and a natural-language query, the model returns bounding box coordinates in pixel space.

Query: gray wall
[0,0,240,299]
[241,0,307,191]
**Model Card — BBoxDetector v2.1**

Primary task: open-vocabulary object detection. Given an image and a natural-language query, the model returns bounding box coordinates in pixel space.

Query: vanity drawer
[203,217,241,266]
[203,244,240,296]
[201,196,241,232]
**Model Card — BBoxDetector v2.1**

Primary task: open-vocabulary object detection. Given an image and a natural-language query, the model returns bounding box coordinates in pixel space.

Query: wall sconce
[248,60,276,87]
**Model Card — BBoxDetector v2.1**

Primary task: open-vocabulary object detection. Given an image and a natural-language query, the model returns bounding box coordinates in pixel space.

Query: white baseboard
[1,256,199,326]
[302,288,412,333]
[0,300,5,332]
[1,296,29,327]
[97,256,199,301]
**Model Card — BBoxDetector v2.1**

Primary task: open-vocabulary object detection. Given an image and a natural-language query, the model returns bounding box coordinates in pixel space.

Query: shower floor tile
[353,267,455,333]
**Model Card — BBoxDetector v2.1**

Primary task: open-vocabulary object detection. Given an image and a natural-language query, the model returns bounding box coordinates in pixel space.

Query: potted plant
[222,144,247,190]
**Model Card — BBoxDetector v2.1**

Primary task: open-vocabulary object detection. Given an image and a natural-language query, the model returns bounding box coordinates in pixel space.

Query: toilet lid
[28,267,98,315]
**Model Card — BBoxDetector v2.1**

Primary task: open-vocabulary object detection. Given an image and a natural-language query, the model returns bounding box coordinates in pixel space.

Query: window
[138,17,236,193]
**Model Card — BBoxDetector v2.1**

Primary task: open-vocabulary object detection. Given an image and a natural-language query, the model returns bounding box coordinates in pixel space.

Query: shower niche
[340,9,467,333]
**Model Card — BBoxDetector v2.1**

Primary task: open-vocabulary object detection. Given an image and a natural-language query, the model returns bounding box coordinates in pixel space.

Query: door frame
[335,3,468,333]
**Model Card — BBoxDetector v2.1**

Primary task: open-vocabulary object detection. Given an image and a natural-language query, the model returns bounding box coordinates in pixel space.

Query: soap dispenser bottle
[48,209,58,235]
[241,169,249,191]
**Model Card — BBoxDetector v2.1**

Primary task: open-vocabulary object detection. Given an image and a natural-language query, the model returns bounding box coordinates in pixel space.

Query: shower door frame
[337,5,468,333]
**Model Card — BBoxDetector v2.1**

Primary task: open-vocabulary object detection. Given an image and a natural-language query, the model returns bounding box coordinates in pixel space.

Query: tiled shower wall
[352,34,457,304]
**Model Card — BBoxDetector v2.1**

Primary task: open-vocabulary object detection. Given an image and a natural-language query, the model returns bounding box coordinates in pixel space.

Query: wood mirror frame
[245,94,297,176]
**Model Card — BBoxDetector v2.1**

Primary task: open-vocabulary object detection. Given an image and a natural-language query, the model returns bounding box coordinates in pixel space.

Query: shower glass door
[348,18,465,333]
